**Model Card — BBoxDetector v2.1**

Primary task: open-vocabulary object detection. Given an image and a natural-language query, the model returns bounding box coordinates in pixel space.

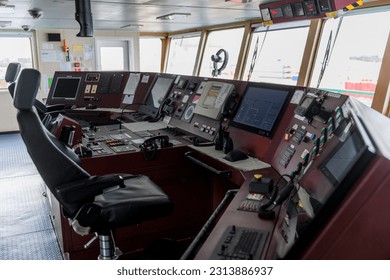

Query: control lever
[84,232,98,249]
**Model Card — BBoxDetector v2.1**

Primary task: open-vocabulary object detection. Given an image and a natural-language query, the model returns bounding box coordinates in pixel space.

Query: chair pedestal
[98,232,122,260]
[85,231,122,260]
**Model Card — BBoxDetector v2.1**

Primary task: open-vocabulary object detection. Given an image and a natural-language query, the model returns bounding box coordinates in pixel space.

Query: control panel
[167,77,239,142]
[45,69,390,260]
[46,71,156,109]
[272,89,348,178]
[270,88,380,258]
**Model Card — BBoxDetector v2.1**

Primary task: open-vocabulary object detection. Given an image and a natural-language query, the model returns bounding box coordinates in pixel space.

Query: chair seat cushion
[92,175,173,230]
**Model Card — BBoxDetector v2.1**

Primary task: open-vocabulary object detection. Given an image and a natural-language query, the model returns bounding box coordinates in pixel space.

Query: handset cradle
[140,135,172,151]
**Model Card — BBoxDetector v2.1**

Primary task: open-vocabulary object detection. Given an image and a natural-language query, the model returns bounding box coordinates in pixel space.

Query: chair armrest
[46,104,66,112]
[55,174,126,204]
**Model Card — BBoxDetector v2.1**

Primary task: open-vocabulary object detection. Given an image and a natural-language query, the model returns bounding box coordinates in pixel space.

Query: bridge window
[243,22,309,85]
[166,34,201,75]
[139,37,162,72]
[199,27,245,79]
[310,8,390,107]
[0,35,33,90]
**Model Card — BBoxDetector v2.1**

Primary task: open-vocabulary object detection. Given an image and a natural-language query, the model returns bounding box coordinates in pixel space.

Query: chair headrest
[5,62,21,83]
[13,68,41,111]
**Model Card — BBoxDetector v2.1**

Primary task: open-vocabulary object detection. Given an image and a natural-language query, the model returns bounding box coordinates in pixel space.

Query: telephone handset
[221,90,238,120]
[159,98,175,118]
[139,135,172,151]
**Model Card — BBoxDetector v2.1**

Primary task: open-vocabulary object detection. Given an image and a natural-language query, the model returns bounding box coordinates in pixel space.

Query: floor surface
[0,133,63,260]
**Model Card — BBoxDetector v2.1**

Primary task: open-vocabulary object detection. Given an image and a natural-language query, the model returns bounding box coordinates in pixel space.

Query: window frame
[308,6,390,108]
[139,36,164,73]
[243,20,310,85]
[165,32,201,76]
[95,37,135,71]
[0,31,36,91]
[198,26,246,80]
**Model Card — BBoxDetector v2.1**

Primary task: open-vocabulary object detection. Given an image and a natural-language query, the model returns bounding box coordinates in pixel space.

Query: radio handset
[140,135,172,151]
[159,98,175,118]
[140,135,173,161]
[221,90,238,121]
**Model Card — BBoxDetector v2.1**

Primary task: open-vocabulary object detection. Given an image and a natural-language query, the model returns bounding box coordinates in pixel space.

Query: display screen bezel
[229,83,294,138]
[138,73,176,118]
[320,130,368,187]
[51,76,82,101]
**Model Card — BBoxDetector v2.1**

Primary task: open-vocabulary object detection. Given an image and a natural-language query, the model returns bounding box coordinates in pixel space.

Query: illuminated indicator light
[270,8,283,18]
[311,146,318,156]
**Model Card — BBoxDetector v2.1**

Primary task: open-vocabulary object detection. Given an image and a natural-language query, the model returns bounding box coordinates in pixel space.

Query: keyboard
[210,225,268,260]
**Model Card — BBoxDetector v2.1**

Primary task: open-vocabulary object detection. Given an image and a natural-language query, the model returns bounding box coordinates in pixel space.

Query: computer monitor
[193,81,235,120]
[51,76,82,101]
[230,83,293,138]
[138,74,176,118]
[320,130,367,187]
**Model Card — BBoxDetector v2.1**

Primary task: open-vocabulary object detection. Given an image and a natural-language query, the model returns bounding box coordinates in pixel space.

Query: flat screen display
[320,131,366,186]
[139,74,176,118]
[230,83,292,138]
[52,77,81,100]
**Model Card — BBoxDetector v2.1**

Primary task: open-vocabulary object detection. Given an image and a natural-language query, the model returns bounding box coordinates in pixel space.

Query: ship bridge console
[44,70,390,260]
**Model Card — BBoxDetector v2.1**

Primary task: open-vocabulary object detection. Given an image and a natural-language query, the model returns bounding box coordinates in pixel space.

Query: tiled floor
[0,133,63,260]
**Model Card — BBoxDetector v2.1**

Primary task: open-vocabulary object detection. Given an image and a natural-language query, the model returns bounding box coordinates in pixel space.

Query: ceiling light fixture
[225,0,252,3]
[120,24,144,29]
[156,12,191,21]
[0,4,15,14]
[0,20,12,27]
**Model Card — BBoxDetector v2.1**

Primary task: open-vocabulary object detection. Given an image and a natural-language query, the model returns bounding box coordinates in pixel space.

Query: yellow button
[254,174,262,180]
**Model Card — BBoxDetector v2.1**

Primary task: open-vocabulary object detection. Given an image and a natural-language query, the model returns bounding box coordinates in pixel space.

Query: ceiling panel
[0,0,262,32]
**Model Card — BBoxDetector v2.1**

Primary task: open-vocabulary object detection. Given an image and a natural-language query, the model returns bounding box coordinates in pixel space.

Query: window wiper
[316,16,344,88]
[247,27,268,81]
[316,31,332,88]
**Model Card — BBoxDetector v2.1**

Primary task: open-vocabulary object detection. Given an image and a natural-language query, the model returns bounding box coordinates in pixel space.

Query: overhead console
[259,0,358,25]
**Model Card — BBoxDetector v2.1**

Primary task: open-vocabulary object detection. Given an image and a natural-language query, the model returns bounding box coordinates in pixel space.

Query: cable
[257,174,293,220]
[118,102,143,130]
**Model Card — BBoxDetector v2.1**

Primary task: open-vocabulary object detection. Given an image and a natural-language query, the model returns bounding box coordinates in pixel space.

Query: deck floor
[0,133,63,260]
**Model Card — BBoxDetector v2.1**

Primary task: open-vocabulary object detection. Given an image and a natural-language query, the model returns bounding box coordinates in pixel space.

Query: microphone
[116,102,145,131]
[118,103,135,131]
[114,101,145,132]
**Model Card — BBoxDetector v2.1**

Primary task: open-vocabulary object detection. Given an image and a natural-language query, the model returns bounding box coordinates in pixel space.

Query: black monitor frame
[138,73,176,118]
[51,76,82,101]
[229,83,294,138]
[320,130,366,186]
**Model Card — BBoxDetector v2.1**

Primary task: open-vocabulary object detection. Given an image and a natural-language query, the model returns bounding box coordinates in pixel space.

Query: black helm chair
[13,68,173,259]
[5,62,21,97]
[6,62,64,123]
